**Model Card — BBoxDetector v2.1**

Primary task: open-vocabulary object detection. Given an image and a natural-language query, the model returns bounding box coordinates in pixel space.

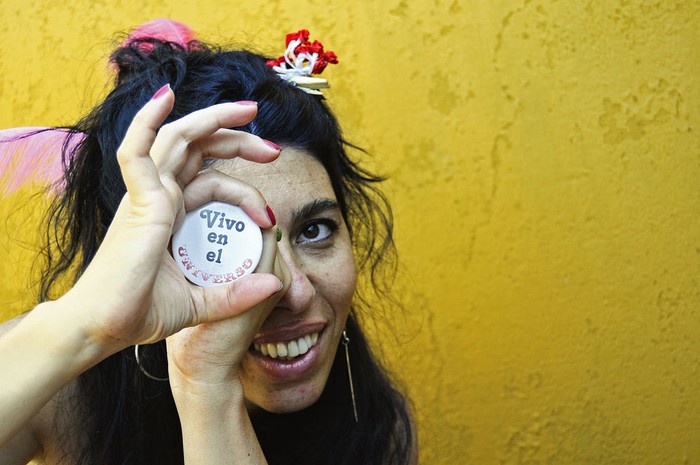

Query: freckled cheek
[319,252,357,312]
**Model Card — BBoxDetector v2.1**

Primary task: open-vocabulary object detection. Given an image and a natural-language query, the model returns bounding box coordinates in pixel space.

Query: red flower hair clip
[266,29,338,96]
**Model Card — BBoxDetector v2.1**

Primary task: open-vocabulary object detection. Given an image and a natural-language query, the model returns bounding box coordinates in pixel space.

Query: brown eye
[303,224,320,239]
[296,219,338,244]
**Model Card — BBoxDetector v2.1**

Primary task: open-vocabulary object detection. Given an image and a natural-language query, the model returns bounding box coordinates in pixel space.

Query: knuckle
[237,184,267,207]
[116,147,130,165]
[241,182,263,199]
[156,122,176,140]
[159,121,194,146]
[130,110,149,127]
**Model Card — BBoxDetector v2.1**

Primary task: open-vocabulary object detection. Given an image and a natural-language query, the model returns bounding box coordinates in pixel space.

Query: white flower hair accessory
[266,29,338,96]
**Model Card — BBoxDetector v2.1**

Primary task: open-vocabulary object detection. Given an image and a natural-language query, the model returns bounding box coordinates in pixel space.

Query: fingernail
[266,205,277,226]
[151,83,171,100]
[276,226,282,242]
[236,100,258,106]
[263,139,282,151]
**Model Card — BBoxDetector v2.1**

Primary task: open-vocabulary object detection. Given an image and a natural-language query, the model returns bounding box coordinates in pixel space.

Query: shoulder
[0,314,84,464]
[34,380,84,464]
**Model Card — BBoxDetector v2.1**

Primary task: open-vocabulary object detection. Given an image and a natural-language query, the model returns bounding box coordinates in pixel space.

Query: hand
[165,222,290,390]
[59,87,284,356]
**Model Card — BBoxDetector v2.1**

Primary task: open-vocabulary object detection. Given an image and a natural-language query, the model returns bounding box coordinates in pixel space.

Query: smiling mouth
[252,332,320,361]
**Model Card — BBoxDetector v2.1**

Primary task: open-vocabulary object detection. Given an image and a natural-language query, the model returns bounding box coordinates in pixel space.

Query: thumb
[197,273,283,325]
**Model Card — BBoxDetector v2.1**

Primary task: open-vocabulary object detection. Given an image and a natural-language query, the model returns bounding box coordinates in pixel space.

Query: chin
[242,374,330,414]
[240,329,338,414]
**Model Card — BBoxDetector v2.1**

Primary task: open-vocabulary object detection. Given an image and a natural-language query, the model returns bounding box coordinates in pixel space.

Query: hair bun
[121,18,198,51]
[111,18,201,79]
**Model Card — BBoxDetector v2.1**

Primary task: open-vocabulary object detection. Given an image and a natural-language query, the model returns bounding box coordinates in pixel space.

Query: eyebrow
[290,198,340,226]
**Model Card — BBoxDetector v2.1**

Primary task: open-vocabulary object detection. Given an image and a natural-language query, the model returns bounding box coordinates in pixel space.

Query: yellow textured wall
[1,2,699,464]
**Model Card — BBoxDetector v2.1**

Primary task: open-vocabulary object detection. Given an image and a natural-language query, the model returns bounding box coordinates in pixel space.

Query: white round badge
[171,201,263,287]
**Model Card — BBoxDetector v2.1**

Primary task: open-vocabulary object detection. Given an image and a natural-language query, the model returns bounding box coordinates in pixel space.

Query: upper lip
[252,322,325,344]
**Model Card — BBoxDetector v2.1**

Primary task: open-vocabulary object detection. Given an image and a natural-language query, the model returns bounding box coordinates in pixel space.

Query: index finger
[117,84,176,199]
[149,101,261,176]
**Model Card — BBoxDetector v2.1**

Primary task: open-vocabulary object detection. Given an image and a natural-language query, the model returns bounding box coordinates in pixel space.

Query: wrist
[174,379,265,465]
[28,298,119,372]
[170,369,246,406]
[55,288,133,356]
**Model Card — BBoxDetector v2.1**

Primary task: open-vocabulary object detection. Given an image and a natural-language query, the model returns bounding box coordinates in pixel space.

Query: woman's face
[215,148,357,413]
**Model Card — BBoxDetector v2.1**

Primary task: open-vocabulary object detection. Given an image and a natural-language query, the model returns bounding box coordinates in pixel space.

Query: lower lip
[247,338,322,380]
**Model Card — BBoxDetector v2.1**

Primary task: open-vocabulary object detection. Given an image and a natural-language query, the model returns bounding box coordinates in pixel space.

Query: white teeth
[277,342,288,358]
[267,343,277,358]
[253,332,320,360]
[298,337,309,355]
[288,340,300,357]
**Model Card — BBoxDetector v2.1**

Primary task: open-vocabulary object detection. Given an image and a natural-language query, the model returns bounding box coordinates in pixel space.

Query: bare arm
[173,382,267,465]
[166,221,288,465]
[0,89,284,463]
[0,302,110,449]
[0,314,45,464]
[0,426,41,465]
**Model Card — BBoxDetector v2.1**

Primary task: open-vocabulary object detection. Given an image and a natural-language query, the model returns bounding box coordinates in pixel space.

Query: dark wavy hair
[41,37,414,465]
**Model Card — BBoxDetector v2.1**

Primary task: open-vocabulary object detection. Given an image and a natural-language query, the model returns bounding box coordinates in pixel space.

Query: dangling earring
[341,329,359,423]
[134,344,169,382]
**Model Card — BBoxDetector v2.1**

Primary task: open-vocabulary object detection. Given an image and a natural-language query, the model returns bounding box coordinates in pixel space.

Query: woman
[0,20,415,465]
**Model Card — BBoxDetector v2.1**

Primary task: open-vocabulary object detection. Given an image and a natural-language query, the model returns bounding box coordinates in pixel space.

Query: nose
[275,243,315,314]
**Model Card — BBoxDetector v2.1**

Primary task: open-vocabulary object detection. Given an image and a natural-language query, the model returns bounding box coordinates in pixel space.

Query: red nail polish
[236,100,258,106]
[263,139,282,151]
[152,83,171,100]
[266,205,277,226]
